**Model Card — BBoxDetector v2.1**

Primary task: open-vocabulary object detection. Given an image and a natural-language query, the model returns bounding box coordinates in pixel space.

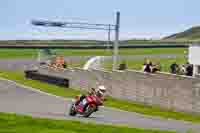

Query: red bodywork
[75,95,103,113]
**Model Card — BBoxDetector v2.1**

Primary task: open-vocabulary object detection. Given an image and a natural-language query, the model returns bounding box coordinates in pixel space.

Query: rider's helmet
[96,85,106,96]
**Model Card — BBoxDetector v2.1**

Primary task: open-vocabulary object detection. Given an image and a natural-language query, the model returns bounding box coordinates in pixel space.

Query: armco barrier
[24,70,69,88]
[36,66,200,114]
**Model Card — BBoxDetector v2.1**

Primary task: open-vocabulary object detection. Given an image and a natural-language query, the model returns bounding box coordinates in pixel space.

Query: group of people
[48,55,68,69]
[142,59,161,73]
[170,62,193,76]
[142,59,193,76]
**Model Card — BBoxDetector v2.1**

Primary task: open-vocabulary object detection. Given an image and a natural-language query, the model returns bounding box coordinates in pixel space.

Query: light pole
[113,12,120,71]
[32,12,120,70]
[106,24,111,51]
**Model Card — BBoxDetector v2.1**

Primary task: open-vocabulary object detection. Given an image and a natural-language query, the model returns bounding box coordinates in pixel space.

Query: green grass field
[0,70,200,123]
[0,48,187,72]
[0,112,176,133]
[0,49,38,59]
[0,48,187,58]
[57,48,187,56]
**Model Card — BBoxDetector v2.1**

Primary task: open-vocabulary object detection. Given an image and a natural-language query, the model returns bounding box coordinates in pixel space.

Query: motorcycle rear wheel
[69,104,77,116]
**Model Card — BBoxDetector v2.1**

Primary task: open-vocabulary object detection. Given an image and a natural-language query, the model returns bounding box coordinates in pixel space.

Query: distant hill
[164,26,200,40]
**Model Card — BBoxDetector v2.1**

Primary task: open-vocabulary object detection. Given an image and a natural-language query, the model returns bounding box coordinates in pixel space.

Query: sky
[0,0,199,40]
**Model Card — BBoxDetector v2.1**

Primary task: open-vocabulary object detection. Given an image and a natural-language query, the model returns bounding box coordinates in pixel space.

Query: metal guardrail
[24,70,69,87]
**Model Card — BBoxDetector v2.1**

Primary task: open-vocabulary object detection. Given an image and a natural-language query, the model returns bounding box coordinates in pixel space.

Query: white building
[189,44,200,76]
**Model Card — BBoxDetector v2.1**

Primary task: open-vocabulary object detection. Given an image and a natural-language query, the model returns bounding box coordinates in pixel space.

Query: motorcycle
[69,95,103,117]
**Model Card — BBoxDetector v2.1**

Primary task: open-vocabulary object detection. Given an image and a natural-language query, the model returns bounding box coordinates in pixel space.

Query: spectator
[185,62,193,76]
[118,61,127,70]
[170,62,179,74]
[143,59,152,73]
[152,62,161,73]
[179,64,186,75]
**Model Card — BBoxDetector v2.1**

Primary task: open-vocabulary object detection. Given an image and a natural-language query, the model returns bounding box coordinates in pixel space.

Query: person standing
[185,62,193,76]
[170,62,179,74]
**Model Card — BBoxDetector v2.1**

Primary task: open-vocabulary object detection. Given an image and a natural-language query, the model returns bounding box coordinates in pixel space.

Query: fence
[37,66,200,113]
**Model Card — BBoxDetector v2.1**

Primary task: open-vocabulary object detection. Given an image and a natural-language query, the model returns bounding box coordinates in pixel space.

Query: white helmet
[97,85,106,95]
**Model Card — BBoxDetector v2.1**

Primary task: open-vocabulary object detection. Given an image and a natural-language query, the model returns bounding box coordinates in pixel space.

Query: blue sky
[0,0,199,40]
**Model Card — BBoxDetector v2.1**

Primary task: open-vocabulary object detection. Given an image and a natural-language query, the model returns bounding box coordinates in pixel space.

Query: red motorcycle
[69,95,103,117]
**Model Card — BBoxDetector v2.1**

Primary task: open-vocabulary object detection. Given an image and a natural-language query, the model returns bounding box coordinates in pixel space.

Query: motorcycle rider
[75,85,107,110]
[94,85,107,101]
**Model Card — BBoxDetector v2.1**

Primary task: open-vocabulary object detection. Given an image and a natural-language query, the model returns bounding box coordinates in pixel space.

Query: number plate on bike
[82,99,87,105]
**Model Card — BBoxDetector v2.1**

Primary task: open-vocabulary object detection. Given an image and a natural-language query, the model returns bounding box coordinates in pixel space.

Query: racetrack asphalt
[0,78,199,133]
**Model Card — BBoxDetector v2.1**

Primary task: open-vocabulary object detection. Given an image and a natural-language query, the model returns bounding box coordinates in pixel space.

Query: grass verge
[0,70,200,123]
[0,112,175,133]
[0,48,186,58]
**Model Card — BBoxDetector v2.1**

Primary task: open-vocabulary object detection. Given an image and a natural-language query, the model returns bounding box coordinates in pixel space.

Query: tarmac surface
[0,78,199,133]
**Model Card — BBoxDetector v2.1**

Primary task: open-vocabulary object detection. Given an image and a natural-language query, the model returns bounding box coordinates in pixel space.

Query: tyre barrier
[24,70,69,88]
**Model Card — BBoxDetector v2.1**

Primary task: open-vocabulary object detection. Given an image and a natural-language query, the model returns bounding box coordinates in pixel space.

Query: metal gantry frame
[32,12,120,70]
